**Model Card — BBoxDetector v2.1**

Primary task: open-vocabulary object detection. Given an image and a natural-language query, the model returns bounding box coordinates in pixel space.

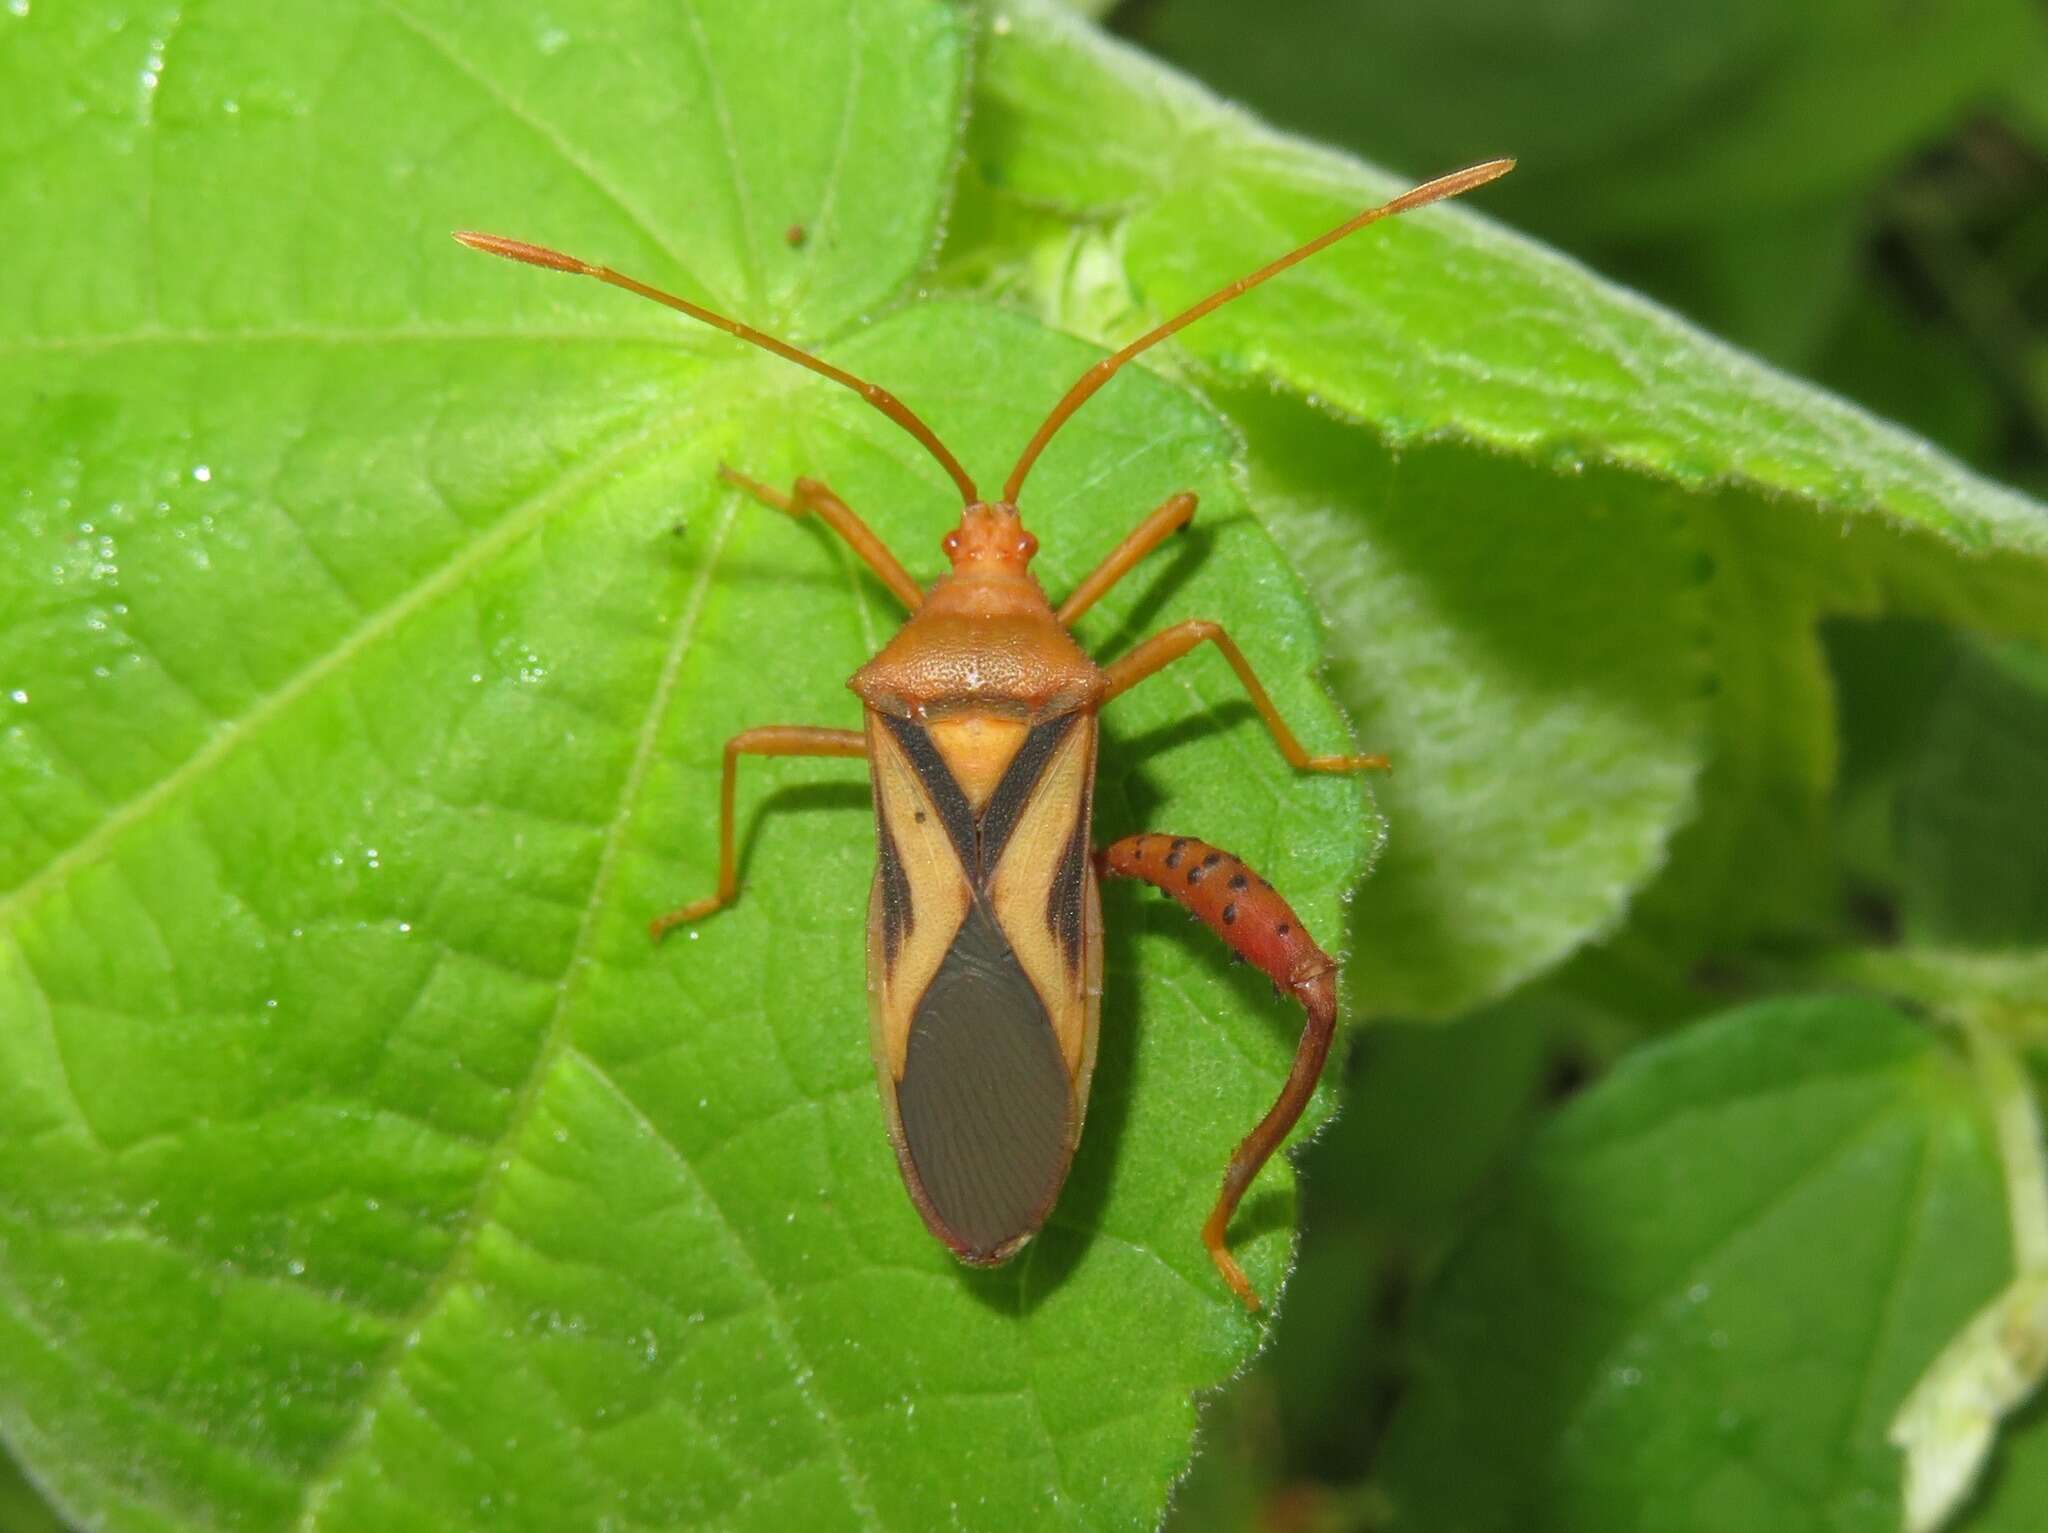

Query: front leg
[649,725,867,938]
[1099,833,1339,1312]
[719,465,926,613]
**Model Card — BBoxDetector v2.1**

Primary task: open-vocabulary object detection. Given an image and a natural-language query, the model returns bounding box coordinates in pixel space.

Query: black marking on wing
[976,714,1078,880]
[1047,817,1089,970]
[897,902,1071,1258]
[875,796,913,970]
[882,713,977,873]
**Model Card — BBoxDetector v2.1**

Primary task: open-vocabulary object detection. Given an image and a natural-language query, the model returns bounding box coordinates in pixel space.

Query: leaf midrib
[0,397,703,938]
[288,493,776,1529]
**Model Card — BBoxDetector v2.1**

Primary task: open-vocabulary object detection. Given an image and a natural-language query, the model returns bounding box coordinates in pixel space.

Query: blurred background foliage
[1081,0,2048,1527]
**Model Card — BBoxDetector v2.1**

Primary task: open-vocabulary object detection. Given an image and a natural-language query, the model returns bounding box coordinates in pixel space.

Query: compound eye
[1018,531,1038,559]
[942,531,961,558]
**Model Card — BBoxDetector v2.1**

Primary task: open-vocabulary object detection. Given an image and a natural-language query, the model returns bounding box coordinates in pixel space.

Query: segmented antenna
[1001,158,1514,505]
[452,232,981,505]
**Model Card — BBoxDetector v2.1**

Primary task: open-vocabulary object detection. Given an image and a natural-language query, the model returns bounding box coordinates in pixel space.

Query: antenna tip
[451,231,591,275]
[1384,157,1518,216]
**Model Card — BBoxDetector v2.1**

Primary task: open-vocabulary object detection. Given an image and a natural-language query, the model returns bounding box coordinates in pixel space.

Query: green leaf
[1375,995,2048,1531]
[0,3,1376,1529]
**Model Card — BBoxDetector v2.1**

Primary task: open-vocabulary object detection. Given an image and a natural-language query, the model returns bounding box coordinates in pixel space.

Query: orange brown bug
[454,156,1512,1309]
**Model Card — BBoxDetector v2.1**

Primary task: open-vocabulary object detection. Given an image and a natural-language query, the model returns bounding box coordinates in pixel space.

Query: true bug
[455,156,1511,1309]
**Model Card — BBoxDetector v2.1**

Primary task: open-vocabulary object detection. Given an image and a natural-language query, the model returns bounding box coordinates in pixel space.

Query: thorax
[850,567,1104,727]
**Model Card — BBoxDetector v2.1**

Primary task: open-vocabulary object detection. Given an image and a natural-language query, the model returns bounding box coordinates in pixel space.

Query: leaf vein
[371,0,736,314]
[287,493,742,1529]
[0,403,697,929]
[568,1044,886,1532]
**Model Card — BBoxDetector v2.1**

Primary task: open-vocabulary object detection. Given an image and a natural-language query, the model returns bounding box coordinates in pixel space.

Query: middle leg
[648,724,867,939]
[1102,619,1389,773]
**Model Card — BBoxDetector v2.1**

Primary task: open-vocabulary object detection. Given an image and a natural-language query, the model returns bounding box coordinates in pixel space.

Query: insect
[455,156,1511,1309]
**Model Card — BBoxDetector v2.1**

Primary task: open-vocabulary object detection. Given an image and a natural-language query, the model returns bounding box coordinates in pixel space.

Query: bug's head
[942,502,1037,575]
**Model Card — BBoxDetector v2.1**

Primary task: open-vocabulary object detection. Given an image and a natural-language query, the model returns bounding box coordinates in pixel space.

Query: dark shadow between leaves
[1958,1371,2048,1527]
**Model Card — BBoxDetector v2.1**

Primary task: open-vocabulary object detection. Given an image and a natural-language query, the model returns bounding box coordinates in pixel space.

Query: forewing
[866,714,973,1077]
[985,716,1099,1077]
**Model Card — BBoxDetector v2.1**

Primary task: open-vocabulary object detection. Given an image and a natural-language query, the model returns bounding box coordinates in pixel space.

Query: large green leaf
[0,3,1376,1529]
[1375,996,2048,1531]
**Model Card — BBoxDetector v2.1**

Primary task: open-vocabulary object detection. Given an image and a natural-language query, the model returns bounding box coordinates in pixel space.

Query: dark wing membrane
[895,901,1074,1260]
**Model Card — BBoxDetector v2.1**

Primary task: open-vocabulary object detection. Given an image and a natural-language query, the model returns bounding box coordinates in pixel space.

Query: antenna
[1001,158,1514,505]
[452,232,981,505]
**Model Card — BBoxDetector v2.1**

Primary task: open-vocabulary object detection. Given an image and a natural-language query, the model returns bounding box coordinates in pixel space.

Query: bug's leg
[1098,833,1339,1312]
[648,725,867,939]
[1055,491,1199,626]
[1102,619,1390,773]
[719,465,925,612]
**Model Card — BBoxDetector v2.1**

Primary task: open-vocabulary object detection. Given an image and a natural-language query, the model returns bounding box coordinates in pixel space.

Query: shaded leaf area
[1558,504,2048,1028]
[1216,389,1709,1017]
[1109,0,2044,253]
[1375,997,2048,1533]
[0,3,1377,1531]
[0,1451,67,1533]
[1833,623,2048,948]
